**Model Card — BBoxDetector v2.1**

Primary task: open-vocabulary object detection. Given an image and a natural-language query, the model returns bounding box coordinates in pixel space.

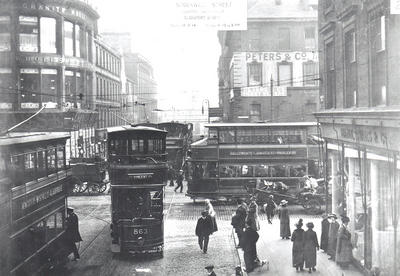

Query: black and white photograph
[0,0,399,275]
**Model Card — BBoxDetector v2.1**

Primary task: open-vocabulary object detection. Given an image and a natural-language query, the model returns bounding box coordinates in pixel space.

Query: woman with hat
[327,214,340,260]
[320,214,330,253]
[291,219,305,271]
[303,222,319,273]
[336,216,352,269]
[278,200,291,239]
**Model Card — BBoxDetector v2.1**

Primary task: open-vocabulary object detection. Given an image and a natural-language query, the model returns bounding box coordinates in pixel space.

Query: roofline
[248,17,317,22]
[0,132,70,146]
[107,125,167,134]
[204,122,318,128]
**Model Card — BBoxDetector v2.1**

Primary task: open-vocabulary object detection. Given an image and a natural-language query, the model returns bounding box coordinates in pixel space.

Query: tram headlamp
[137,236,145,246]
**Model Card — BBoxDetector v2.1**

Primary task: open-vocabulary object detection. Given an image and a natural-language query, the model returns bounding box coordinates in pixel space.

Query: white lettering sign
[241,86,287,97]
[169,0,247,30]
[246,52,318,63]
[391,0,400,14]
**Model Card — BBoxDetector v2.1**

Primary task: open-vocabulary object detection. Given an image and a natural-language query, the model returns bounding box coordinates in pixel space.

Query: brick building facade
[315,0,400,274]
[217,0,320,123]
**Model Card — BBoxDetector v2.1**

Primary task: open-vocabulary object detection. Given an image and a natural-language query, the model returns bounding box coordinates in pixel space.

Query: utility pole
[270,75,273,122]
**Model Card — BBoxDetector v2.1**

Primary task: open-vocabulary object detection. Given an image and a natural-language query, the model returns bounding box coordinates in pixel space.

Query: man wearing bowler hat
[205,265,216,276]
[66,207,82,261]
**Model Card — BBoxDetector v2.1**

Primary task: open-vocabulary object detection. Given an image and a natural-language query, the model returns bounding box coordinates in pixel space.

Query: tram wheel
[87,183,100,195]
[97,182,108,193]
[304,199,321,215]
[71,177,87,194]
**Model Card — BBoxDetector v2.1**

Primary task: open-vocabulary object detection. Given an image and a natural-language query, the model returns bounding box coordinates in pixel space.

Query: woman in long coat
[278,200,291,239]
[320,214,330,252]
[327,214,340,260]
[247,197,260,232]
[205,199,218,233]
[304,222,319,273]
[336,216,352,269]
[291,219,305,271]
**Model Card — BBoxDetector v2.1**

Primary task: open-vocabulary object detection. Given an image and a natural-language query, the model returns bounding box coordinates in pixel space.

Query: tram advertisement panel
[219,147,307,159]
[12,180,66,221]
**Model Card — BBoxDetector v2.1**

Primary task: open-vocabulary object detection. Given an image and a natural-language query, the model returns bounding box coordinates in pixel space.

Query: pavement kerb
[232,227,248,276]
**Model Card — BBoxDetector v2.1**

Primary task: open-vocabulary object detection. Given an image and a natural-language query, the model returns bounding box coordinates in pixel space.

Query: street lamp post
[202,99,210,123]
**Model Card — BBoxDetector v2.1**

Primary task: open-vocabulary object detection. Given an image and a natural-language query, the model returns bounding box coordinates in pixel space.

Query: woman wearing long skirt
[291,219,305,271]
[336,216,352,269]
[205,199,218,233]
[304,222,319,273]
[320,214,330,253]
[327,214,339,260]
[278,200,290,239]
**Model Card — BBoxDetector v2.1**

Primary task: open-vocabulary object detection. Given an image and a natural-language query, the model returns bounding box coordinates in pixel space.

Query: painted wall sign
[219,148,307,158]
[320,123,400,152]
[246,52,318,63]
[20,2,96,26]
[169,0,247,30]
[241,86,287,97]
[16,55,94,70]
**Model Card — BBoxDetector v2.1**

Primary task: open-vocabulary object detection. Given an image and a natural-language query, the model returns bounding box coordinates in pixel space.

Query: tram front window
[113,188,163,219]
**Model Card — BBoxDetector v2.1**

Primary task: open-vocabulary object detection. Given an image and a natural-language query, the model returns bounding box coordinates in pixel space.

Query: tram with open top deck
[0,132,71,275]
[108,125,168,256]
[186,122,321,201]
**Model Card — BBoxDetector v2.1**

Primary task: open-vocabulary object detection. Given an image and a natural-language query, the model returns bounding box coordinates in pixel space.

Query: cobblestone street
[56,184,366,276]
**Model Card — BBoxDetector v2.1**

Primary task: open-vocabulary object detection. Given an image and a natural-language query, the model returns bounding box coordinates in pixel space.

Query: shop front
[319,119,400,275]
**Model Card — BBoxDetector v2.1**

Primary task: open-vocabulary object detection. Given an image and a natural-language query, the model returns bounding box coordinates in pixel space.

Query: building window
[250,103,261,122]
[370,15,387,106]
[19,16,38,52]
[40,17,56,53]
[41,69,58,108]
[0,68,13,109]
[20,68,40,108]
[278,62,292,86]
[305,26,316,49]
[64,21,74,56]
[0,16,11,51]
[247,62,262,86]
[303,61,318,86]
[75,24,80,58]
[248,27,260,51]
[278,28,290,50]
[345,30,357,107]
[326,41,336,108]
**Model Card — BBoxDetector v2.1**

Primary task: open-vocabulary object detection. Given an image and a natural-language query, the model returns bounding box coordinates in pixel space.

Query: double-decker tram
[186,122,320,200]
[108,126,168,256]
[0,132,71,275]
[157,122,193,170]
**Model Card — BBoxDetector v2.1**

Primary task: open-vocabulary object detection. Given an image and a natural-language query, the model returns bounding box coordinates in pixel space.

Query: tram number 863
[133,228,149,235]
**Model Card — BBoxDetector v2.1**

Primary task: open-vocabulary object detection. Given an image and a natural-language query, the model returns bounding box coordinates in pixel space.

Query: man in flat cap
[66,207,82,261]
[205,265,216,276]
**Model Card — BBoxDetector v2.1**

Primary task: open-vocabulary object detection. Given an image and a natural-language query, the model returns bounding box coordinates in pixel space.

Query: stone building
[315,0,400,274]
[217,0,319,123]
[0,0,124,159]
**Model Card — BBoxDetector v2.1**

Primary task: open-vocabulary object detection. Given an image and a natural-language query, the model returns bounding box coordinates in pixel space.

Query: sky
[93,0,221,110]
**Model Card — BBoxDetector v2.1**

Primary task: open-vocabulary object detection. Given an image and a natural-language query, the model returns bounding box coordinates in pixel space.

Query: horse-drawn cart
[70,157,109,194]
[246,181,329,215]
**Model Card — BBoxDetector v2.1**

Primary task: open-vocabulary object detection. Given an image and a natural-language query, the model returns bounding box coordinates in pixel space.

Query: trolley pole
[270,75,273,122]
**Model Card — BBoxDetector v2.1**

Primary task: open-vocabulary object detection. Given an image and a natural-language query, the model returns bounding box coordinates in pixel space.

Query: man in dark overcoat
[263,195,277,224]
[234,199,247,248]
[242,221,259,273]
[195,210,213,253]
[174,170,184,193]
[65,207,83,260]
